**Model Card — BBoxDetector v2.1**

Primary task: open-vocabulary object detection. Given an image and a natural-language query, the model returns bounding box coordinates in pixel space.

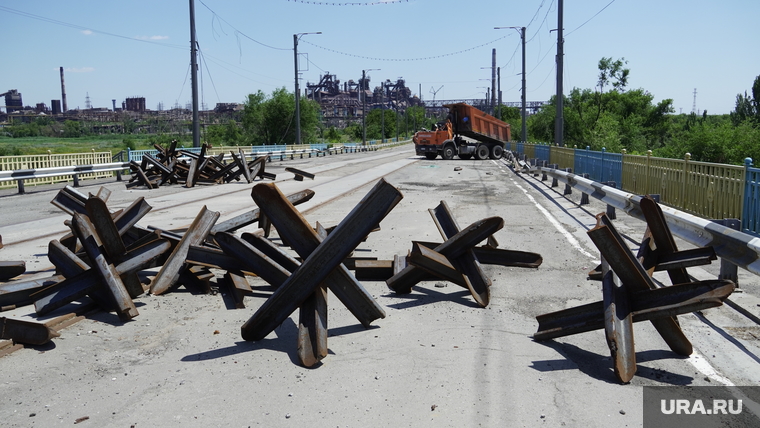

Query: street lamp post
[362,68,379,146]
[381,81,385,144]
[495,26,527,143]
[294,32,321,145]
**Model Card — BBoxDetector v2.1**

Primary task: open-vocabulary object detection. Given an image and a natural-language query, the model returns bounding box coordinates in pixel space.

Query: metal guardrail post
[539,166,760,276]
[605,182,617,219]
[563,168,573,195]
[742,157,754,234]
[711,218,741,286]
[580,174,590,205]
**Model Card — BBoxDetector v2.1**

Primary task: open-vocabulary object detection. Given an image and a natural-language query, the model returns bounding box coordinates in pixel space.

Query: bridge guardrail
[517,143,756,235]
[0,162,130,194]
[537,166,760,276]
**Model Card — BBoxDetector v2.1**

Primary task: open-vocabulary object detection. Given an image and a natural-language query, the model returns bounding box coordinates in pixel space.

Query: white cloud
[136,35,169,41]
[81,30,93,36]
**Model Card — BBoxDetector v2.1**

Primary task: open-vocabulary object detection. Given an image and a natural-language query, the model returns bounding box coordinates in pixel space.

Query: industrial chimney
[60,67,67,112]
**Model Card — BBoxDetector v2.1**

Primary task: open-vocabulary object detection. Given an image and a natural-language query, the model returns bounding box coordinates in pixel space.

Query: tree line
[4,58,758,166]
[515,58,760,166]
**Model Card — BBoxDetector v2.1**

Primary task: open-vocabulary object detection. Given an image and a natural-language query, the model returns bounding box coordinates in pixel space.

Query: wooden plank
[149,206,220,295]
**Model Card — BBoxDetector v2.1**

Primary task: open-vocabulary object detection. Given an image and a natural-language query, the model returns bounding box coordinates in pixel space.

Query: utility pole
[497,67,501,120]
[520,26,527,143]
[294,32,321,145]
[381,81,385,144]
[491,48,497,115]
[189,0,200,148]
[493,26,527,141]
[362,69,379,145]
[555,0,564,147]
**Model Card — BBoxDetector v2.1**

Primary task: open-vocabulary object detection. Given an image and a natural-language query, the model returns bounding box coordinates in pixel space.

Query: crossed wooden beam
[35,194,173,320]
[127,142,275,189]
[386,201,542,307]
[534,203,734,383]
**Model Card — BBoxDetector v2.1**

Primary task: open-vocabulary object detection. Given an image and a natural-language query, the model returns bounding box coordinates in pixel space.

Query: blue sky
[2,0,758,115]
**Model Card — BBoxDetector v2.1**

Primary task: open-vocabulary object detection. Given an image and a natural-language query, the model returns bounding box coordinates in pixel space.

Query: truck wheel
[475,145,489,160]
[490,145,504,160]
[458,153,472,160]
[441,145,455,160]
[425,153,438,160]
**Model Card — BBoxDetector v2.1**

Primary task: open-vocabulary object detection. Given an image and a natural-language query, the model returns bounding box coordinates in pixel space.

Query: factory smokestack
[60,67,67,112]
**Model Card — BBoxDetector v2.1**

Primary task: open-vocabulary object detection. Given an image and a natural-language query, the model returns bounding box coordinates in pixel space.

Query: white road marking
[496,160,740,388]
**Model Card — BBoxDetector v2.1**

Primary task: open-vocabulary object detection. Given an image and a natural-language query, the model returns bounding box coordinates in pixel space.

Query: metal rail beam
[242,179,402,341]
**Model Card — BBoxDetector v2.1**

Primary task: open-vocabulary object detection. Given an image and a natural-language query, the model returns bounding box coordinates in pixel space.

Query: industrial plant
[0,67,541,133]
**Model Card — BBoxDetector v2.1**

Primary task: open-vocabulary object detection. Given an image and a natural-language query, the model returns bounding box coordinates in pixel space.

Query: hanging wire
[566,0,617,36]
[198,0,290,51]
[0,5,186,50]
[176,62,192,108]
[283,0,409,5]
[301,35,510,62]
[198,47,221,103]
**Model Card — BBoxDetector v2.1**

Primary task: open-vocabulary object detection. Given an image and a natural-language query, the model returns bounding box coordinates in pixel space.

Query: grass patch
[0,135,192,156]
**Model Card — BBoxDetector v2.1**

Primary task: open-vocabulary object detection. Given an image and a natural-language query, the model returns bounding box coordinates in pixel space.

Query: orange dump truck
[413,103,511,160]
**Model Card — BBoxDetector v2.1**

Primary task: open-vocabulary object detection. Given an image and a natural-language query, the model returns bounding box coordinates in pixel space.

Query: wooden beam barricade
[386,217,504,295]
[242,180,402,343]
[71,213,139,321]
[285,167,315,181]
[149,206,219,295]
[0,261,25,281]
[0,317,60,346]
[428,201,492,307]
[534,212,734,383]
[36,232,170,316]
[247,182,393,333]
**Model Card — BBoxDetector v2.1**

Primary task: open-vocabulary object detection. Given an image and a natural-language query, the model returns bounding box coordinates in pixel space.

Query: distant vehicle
[413,103,511,160]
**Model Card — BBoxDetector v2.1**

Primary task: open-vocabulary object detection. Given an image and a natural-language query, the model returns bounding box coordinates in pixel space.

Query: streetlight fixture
[361,68,379,146]
[495,26,527,143]
[294,32,321,145]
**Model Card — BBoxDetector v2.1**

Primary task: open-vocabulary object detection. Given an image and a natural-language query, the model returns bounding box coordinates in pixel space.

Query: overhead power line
[198,0,290,51]
[566,0,617,36]
[302,35,510,62]
[0,5,185,50]
[283,0,409,5]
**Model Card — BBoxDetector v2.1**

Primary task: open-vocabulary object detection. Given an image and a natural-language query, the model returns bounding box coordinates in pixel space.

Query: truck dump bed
[444,103,511,145]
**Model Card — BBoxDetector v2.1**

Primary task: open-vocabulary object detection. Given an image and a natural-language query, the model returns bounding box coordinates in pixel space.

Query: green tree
[325,126,341,144]
[731,75,760,125]
[364,108,397,140]
[597,57,629,93]
[63,120,83,138]
[205,119,243,146]
[405,106,426,133]
[241,88,320,145]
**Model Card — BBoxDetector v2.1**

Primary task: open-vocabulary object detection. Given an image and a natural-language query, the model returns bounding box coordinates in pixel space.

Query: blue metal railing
[575,147,622,185]
[743,159,760,235]
[514,144,760,236]
[534,144,551,163]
